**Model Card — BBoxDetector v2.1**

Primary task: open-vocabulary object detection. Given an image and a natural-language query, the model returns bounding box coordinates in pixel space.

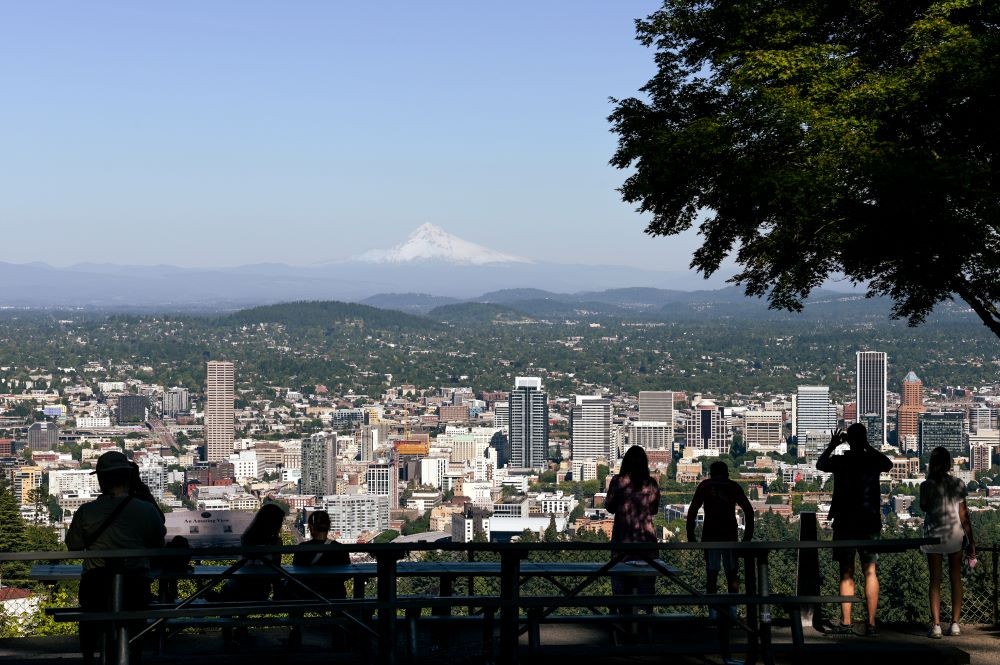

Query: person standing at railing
[66,451,167,665]
[282,510,350,649]
[816,423,892,637]
[606,445,661,595]
[686,461,755,601]
[920,446,976,639]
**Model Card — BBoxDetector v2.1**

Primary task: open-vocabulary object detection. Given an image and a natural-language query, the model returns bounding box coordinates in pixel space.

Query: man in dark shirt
[66,451,166,665]
[687,461,755,595]
[816,423,893,636]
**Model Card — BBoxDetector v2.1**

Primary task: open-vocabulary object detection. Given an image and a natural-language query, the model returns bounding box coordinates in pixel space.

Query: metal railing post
[992,544,999,627]
[796,513,820,629]
[499,549,523,665]
[111,571,129,665]
[376,548,400,665]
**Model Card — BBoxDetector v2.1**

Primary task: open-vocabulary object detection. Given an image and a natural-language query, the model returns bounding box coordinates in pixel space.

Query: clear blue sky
[0,1,711,270]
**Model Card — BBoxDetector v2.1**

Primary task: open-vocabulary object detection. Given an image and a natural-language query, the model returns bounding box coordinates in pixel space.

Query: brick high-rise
[896,371,925,450]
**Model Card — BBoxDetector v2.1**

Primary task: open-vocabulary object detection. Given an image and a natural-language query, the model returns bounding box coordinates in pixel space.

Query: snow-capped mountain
[355,223,531,265]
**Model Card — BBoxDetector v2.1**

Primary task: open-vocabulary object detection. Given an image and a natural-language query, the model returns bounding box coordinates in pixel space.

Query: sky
[0,1,715,271]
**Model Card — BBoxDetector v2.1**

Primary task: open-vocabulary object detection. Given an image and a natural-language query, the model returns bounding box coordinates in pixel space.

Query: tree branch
[952,278,1000,339]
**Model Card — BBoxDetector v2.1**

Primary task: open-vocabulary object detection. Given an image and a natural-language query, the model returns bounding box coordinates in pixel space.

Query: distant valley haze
[0,223,744,309]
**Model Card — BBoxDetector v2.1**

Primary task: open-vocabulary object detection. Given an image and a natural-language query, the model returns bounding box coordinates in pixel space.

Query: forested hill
[227,300,437,331]
[428,302,534,325]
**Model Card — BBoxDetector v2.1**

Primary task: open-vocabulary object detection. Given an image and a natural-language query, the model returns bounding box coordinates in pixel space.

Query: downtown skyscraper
[571,395,612,462]
[856,351,888,445]
[896,371,926,451]
[205,360,235,462]
[509,377,548,468]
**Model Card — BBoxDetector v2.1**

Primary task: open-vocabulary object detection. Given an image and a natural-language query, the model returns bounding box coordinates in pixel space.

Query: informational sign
[164,510,254,547]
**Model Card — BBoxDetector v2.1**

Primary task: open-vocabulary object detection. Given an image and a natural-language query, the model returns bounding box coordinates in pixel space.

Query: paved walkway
[0,622,992,664]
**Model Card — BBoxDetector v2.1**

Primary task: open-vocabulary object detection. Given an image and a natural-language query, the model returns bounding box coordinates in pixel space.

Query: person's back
[815,424,893,635]
[686,462,754,595]
[65,451,166,665]
[66,494,166,569]
[818,447,888,534]
[693,476,745,542]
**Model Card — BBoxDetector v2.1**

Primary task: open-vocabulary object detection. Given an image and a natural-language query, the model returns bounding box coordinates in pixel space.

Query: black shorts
[832,527,879,567]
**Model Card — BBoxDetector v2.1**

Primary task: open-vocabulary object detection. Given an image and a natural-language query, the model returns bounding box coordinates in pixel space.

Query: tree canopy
[610,0,1000,336]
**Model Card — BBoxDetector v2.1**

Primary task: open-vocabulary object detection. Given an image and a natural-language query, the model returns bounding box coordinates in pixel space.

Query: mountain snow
[355,223,531,265]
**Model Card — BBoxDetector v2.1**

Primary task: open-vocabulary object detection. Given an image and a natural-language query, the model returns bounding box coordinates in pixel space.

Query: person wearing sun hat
[66,451,166,665]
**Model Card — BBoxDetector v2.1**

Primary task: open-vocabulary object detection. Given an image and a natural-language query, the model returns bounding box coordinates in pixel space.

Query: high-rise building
[320,494,390,541]
[743,410,786,454]
[971,444,993,472]
[896,371,925,444]
[27,422,59,452]
[509,377,548,468]
[856,351,888,445]
[366,460,399,509]
[571,396,612,462]
[301,433,337,496]
[860,413,884,449]
[793,386,837,438]
[162,387,190,417]
[918,412,966,458]
[493,401,510,430]
[639,391,674,424]
[117,394,148,424]
[685,399,730,455]
[205,361,235,462]
[627,421,672,454]
[970,406,994,433]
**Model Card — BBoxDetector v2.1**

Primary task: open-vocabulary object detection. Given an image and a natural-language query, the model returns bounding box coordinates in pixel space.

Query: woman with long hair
[606,446,661,593]
[920,446,975,638]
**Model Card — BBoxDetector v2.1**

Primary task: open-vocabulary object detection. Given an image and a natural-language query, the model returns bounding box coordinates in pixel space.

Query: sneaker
[829,623,854,635]
[946,622,961,636]
[927,624,942,639]
[865,623,878,637]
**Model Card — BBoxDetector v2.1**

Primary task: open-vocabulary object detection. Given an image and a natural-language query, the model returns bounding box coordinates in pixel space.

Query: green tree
[0,488,29,582]
[543,515,561,543]
[610,1,1000,336]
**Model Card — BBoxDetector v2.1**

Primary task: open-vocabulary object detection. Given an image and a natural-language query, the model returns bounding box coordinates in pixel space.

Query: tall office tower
[793,386,837,438]
[628,421,672,454]
[639,391,674,424]
[918,412,966,458]
[685,399,730,455]
[570,396,612,462]
[743,411,786,454]
[27,422,59,452]
[161,387,190,417]
[856,351,888,445]
[493,401,510,430]
[508,377,548,468]
[205,361,235,462]
[301,432,337,496]
[117,394,148,424]
[896,371,926,444]
[359,425,379,462]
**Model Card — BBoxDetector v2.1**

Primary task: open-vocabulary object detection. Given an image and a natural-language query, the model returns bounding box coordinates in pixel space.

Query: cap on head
[92,451,132,475]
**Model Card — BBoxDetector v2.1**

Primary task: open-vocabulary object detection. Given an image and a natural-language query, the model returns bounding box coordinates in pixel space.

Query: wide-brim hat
[91,451,132,475]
